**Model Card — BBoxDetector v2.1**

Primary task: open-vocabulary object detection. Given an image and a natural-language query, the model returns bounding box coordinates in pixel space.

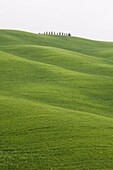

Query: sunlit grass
[0,30,113,169]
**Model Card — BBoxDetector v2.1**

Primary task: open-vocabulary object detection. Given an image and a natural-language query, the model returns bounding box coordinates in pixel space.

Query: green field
[0,30,113,170]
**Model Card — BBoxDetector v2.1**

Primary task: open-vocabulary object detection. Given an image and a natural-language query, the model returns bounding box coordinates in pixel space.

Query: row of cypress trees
[39,32,71,36]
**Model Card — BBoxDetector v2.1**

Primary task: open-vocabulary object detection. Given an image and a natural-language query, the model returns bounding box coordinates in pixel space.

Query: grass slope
[0,30,113,169]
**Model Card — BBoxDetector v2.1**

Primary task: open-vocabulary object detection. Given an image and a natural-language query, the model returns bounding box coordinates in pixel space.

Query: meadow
[0,30,113,169]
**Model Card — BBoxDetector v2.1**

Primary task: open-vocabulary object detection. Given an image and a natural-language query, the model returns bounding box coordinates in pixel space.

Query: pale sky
[0,0,113,41]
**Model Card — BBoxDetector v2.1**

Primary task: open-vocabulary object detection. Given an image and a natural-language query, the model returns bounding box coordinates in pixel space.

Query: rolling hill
[0,30,113,169]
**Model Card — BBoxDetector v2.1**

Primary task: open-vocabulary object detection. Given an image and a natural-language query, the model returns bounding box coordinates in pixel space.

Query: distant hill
[0,30,113,169]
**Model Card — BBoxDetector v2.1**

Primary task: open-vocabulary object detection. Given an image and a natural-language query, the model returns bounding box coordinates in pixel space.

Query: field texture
[0,30,113,169]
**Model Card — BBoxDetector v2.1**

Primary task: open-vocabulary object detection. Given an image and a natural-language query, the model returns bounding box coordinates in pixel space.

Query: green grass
[0,30,113,169]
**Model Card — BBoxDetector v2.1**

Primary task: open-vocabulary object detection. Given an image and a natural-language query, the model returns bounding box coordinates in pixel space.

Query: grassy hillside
[0,30,113,169]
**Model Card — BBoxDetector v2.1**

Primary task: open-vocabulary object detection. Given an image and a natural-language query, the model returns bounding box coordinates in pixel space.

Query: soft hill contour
[0,30,113,170]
